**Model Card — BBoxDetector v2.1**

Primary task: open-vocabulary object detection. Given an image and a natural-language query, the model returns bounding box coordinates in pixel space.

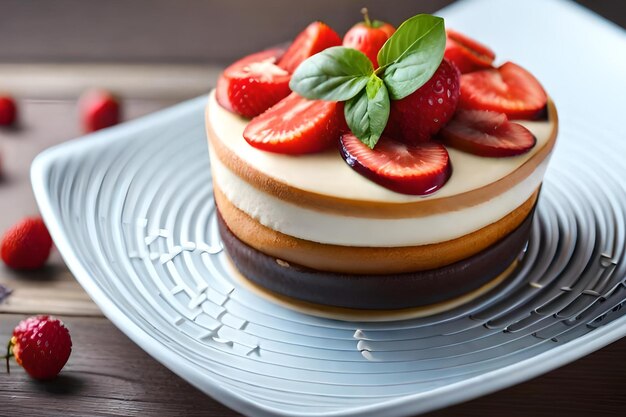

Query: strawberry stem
[361,7,372,27]
[5,339,13,375]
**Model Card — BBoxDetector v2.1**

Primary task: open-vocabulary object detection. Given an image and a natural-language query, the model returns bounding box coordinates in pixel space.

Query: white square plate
[32,0,626,415]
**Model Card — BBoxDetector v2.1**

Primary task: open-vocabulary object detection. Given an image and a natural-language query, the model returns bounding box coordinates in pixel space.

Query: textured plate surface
[31,0,626,416]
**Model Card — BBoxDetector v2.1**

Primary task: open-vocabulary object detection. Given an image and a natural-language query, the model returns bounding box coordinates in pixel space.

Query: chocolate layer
[218,209,534,310]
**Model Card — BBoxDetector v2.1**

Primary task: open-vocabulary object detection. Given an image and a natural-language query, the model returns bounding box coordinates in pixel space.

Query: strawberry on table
[459,61,547,119]
[343,8,395,67]
[278,22,342,73]
[243,92,345,155]
[216,48,291,118]
[0,95,17,126]
[385,58,461,143]
[80,89,121,133]
[444,29,495,73]
[6,315,72,380]
[439,109,536,157]
[1,217,53,270]
[340,133,452,195]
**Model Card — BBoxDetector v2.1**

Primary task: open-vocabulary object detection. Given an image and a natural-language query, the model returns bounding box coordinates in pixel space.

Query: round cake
[206,14,558,313]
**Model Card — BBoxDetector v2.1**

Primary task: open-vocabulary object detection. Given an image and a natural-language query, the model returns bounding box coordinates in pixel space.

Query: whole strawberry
[343,8,395,67]
[385,58,461,143]
[1,217,53,270]
[0,95,17,126]
[7,315,72,380]
[80,89,121,133]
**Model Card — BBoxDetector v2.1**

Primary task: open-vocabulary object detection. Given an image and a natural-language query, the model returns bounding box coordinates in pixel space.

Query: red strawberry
[444,29,495,73]
[80,89,121,133]
[439,109,536,157]
[378,22,396,39]
[385,58,461,143]
[459,62,547,119]
[7,315,72,380]
[1,217,53,270]
[243,92,345,155]
[340,134,452,195]
[278,22,342,73]
[216,48,291,118]
[0,95,17,126]
[343,8,395,67]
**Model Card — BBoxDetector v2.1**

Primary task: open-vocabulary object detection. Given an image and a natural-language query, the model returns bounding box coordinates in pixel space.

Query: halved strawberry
[339,134,452,195]
[444,29,495,73]
[459,62,547,119]
[243,92,345,155]
[439,109,536,157]
[216,48,291,118]
[278,22,342,73]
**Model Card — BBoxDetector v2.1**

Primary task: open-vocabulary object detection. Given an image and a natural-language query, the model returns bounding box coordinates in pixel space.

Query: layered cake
[206,12,558,313]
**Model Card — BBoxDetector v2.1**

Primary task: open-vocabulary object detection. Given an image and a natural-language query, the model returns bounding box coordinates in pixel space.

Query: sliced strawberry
[444,29,495,73]
[385,58,460,143]
[339,134,452,195]
[439,109,536,157]
[243,92,345,155]
[459,62,547,119]
[278,22,342,73]
[216,48,291,118]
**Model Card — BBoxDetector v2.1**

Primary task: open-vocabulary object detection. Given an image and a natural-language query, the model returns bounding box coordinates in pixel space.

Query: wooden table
[1,90,626,417]
[1,0,626,412]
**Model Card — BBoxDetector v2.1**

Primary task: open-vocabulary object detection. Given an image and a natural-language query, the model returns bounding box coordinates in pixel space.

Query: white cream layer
[207,91,553,203]
[211,152,549,247]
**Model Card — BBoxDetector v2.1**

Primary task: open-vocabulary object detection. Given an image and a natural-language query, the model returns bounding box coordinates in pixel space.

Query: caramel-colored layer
[214,185,539,274]
[206,100,557,219]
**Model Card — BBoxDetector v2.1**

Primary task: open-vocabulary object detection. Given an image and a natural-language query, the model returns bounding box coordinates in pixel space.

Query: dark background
[0,0,624,64]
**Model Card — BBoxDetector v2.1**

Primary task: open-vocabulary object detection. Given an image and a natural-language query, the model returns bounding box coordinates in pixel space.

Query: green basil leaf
[289,46,373,101]
[382,42,445,99]
[377,14,444,66]
[377,14,445,100]
[345,74,390,149]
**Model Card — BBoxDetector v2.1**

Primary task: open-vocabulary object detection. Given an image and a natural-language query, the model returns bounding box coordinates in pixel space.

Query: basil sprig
[288,46,373,101]
[345,74,390,149]
[290,14,445,148]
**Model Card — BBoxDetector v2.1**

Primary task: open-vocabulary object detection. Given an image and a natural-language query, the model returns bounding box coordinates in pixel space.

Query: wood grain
[0,268,100,316]
[1,313,626,417]
[1,1,625,413]
[0,64,221,100]
[2,74,626,417]
[0,1,622,64]
[0,0,455,64]
[0,314,234,417]
[0,98,177,317]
